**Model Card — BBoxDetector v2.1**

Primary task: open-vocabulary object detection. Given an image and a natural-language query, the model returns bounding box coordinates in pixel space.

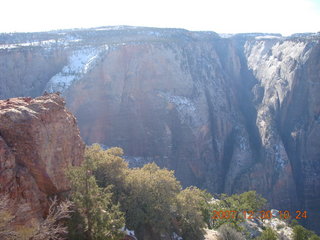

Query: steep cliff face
[0,47,69,99]
[0,93,84,225]
[65,37,247,193]
[243,37,320,230]
[0,28,319,231]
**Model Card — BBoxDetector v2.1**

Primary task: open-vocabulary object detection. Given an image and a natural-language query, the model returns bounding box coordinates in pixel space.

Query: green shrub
[277,223,285,230]
[210,191,267,229]
[293,225,312,240]
[257,227,278,240]
[310,235,320,240]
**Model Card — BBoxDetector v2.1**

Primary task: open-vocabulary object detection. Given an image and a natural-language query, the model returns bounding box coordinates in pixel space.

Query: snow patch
[45,46,108,92]
[218,33,234,38]
[0,38,82,50]
[0,39,56,49]
[255,35,281,40]
[238,136,249,151]
[274,144,287,169]
[167,95,196,112]
[94,26,138,31]
[121,227,137,240]
[159,92,199,125]
[172,232,183,240]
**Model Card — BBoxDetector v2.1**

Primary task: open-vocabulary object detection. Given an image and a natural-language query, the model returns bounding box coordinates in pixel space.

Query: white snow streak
[45,46,108,92]
[0,39,81,49]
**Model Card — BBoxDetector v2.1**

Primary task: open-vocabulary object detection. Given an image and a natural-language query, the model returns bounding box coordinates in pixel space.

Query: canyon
[0,27,319,232]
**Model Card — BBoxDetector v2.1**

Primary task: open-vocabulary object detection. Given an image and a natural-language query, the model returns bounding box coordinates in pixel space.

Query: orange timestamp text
[211,210,308,220]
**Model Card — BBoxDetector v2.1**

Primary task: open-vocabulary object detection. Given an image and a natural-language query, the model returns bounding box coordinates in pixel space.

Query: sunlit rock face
[0,93,84,225]
[243,37,320,231]
[0,28,319,232]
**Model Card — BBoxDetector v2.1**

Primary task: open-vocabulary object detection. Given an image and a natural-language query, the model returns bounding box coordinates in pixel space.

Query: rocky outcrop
[0,93,84,225]
[0,28,319,232]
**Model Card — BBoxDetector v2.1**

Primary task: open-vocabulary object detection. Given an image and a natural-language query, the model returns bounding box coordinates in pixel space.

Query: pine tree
[175,187,209,240]
[67,145,124,240]
[91,145,129,203]
[124,163,181,239]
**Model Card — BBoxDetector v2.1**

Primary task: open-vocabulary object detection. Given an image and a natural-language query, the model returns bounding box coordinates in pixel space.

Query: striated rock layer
[0,28,319,231]
[0,93,84,225]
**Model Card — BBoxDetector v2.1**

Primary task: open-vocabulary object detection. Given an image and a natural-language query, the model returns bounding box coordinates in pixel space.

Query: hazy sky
[0,0,319,35]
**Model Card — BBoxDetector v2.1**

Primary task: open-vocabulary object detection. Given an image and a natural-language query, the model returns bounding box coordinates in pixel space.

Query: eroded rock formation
[0,93,84,225]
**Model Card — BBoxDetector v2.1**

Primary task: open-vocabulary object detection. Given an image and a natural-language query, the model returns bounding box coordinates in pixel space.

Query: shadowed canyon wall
[0,28,319,231]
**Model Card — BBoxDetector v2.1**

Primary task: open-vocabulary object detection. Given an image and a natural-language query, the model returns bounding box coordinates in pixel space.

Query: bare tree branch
[30,197,73,240]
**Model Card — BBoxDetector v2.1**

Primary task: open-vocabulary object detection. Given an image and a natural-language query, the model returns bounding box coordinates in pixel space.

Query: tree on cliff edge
[85,144,210,240]
[67,145,125,240]
[124,162,181,239]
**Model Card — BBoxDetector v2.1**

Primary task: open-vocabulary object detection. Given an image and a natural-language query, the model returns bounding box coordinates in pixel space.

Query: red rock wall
[0,93,84,225]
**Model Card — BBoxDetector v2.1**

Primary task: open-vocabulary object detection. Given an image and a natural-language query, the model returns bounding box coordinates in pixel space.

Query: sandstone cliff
[0,93,84,226]
[0,28,319,232]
